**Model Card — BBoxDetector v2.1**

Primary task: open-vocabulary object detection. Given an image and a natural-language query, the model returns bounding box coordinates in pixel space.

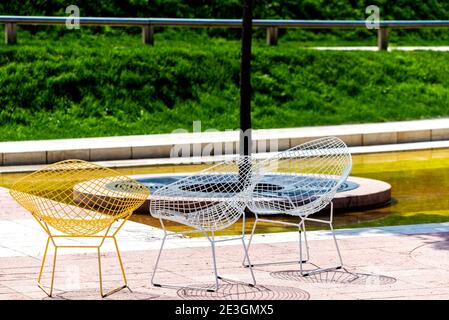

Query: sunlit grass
[2,30,449,141]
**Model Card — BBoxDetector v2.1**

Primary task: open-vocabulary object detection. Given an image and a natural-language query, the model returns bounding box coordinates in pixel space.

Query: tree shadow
[425,232,449,251]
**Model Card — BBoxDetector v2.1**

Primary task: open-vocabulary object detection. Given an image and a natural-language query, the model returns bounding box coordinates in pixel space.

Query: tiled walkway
[0,187,448,300]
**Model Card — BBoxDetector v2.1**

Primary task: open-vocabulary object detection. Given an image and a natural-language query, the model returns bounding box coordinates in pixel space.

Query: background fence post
[378,28,389,51]
[142,25,154,45]
[5,23,17,45]
[266,26,278,46]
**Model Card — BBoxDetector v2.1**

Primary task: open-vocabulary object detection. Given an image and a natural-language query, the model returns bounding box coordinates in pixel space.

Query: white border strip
[2,140,449,173]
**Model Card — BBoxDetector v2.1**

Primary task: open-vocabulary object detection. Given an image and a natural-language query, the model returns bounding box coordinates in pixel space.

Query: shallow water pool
[2,148,449,235]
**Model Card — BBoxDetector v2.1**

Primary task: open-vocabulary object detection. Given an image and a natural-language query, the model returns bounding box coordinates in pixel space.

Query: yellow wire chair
[9,160,150,297]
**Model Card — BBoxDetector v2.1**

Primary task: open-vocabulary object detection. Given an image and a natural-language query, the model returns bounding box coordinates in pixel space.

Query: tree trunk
[239,0,253,157]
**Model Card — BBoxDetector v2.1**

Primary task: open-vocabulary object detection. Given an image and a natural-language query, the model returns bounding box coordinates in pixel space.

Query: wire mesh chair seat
[249,190,330,216]
[150,198,244,231]
[29,197,123,236]
[150,174,251,231]
[244,137,352,276]
[9,160,149,297]
[150,157,261,292]
[42,208,112,236]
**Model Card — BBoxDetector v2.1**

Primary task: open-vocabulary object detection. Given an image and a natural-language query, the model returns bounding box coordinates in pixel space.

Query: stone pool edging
[1,118,449,167]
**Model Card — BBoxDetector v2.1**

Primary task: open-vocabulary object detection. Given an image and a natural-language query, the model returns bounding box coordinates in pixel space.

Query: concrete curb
[1,118,449,167]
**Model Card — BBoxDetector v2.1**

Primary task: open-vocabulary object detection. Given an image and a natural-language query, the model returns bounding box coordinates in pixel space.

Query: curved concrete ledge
[333,176,391,210]
[1,118,449,167]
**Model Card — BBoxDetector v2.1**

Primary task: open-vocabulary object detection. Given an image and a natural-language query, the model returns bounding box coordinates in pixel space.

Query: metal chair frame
[34,215,131,297]
[243,137,351,276]
[149,157,260,292]
[151,215,256,292]
[9,160,149,297]
[244,201,343,276]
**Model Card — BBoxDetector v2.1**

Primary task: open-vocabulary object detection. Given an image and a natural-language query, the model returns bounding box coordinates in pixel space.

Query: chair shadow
[43,288,161,300]
[177,279,310,300]
[270,268,397,286]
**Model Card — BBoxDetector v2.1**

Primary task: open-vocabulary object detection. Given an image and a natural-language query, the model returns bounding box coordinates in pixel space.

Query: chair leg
[37,237,58,297]
[37,237,51,288]
[152,231,222,292]
[300,203,344,276]
[209,231,257,291]
[242,215,258,267]
[240,211,256,286]
[300,222,343,276]
[97,238,130,298]
[244,216,307,268]
[301,219,310,262]
[113,236,130,291]
[299,223,304,275]
[241,236,257,287]
[98,247,103,296]
[208,233,220,292]
[330,223,344,268]
[152,228,256,292]
[151,232,167,288]
[36,233,129,298]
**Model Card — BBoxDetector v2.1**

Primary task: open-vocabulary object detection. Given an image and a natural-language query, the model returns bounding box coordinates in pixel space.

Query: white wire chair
[244,137,352,276]
[149,156,261,292]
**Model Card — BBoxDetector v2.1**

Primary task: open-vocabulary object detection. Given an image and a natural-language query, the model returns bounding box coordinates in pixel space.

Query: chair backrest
[9,160,149,236]
[248,137,352,216]
[150,156,261,232]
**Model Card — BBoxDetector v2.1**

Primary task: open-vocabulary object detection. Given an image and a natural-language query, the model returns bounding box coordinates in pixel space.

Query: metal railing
[2,15,449,50]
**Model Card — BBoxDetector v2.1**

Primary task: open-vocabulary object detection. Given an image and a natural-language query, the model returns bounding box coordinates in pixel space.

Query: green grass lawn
[2,29,449,141]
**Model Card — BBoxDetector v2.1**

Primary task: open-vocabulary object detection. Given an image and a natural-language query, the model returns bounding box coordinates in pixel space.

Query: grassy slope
[1,30,449,141]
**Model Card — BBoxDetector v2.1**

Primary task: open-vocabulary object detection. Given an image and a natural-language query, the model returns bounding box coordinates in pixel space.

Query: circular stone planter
[73,173,391,214]
[331,176,391,210]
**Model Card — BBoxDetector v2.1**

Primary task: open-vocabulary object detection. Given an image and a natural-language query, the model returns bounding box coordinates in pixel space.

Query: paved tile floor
[0,187,448,300]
